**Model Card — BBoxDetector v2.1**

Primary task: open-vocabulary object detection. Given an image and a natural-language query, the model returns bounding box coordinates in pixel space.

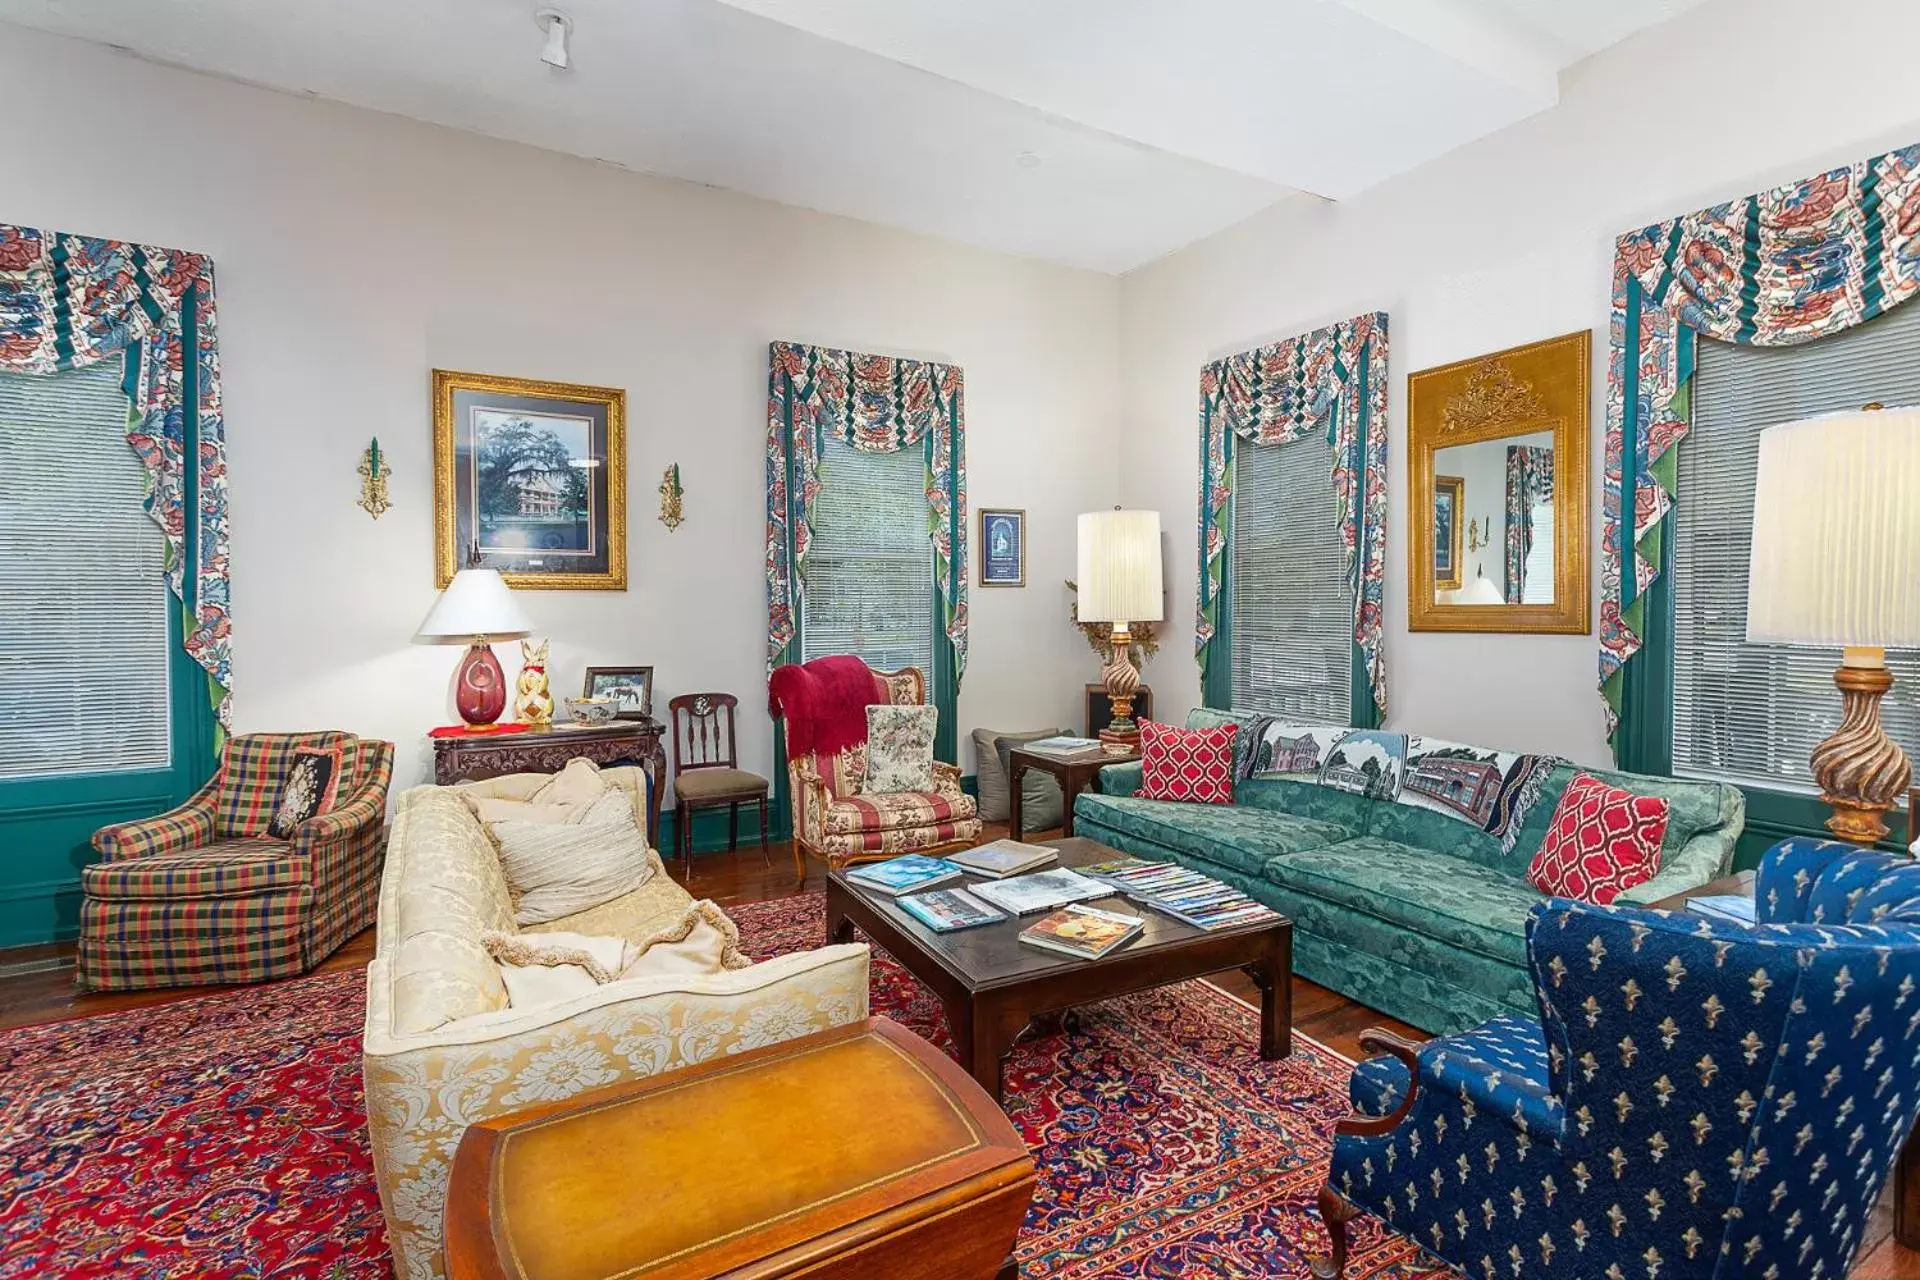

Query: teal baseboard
[0,876,83,948]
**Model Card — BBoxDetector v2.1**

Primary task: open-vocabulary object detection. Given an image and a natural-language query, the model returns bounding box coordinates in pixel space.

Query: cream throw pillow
[861,704,938,794]
[618,900,754,979]
[467,757,609,825]
[483,929,629,1006]
[490,788,654,925]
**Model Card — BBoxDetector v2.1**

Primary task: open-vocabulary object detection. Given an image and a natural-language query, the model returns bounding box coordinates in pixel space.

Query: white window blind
[0,358,173,779]
[1674,300,1920,792]
[1521,500,1554,606]
[1229,433,1354,720]
[799,435,936,676]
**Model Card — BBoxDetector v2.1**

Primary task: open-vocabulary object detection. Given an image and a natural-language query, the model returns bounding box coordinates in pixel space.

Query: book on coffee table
[968,867,1113,916]
[949,840,1059,878]
[845,855,963,897]
[1018,903,1145,960]
[897,887,1009,933]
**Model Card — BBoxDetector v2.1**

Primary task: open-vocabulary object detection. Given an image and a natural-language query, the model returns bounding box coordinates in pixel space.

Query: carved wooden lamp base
[1814,647,1912,845]
[1098,623,1143,753]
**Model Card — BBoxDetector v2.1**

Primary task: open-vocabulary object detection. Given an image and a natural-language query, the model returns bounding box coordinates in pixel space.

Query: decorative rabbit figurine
[515,639,554,725]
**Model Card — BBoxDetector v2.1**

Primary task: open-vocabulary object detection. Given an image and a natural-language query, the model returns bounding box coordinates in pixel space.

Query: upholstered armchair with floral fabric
[78,730,393,991]
[768,655,980,883]
[1314,837,1920,1280]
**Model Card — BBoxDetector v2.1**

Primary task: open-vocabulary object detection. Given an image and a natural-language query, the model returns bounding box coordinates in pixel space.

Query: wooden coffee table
[825,836,1292,1099]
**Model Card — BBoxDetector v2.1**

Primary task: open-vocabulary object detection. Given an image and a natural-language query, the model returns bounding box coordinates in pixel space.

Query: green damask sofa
[1076,713,1744,1036]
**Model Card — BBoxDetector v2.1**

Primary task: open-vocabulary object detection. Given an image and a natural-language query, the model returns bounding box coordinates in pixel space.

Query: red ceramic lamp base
[455,641,508,727]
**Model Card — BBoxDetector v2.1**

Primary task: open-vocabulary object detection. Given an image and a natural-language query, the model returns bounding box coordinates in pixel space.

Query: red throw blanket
[768,656,884,760]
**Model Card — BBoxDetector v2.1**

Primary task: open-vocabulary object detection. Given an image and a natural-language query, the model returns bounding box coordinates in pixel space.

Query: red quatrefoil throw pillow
[1528,772,1671,905]
[1135,719,1237,806]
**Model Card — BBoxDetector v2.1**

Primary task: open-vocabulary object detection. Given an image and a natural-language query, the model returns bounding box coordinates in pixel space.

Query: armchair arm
[91,777,219,861]
[1098,761,1144,795]
[1334,1030,1424,1138]
[1615,830,1739,906]
[293,782,387,850]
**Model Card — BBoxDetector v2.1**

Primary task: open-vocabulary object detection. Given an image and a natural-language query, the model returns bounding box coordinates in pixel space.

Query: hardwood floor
[4,828,1917,1276]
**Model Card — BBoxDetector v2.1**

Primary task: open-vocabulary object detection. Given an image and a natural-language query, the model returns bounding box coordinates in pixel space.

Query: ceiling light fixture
[1015,151,1043,169]
[536,8,572,70]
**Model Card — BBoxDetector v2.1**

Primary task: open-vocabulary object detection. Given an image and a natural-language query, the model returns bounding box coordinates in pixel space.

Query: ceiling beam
[1333,0,1561,105]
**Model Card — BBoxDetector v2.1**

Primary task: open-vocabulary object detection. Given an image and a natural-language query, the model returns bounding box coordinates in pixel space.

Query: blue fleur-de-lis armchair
[1315,838,1920,1279]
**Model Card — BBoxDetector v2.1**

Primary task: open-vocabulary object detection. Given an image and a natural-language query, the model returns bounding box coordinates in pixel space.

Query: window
[799,435,935,676]
[0,358,173,779]
[1228,434,1354,720]
[1672,301,1920,792]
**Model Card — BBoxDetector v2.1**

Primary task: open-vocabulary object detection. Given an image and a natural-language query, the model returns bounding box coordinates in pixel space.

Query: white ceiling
[0,0,1706,272]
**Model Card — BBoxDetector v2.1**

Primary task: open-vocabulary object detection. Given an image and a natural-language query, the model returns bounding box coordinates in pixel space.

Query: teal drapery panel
[764,341,967,760]
[1196,312,1389,726]
[1502,444,1552,603]
[1600,142,1920,745]
[0,225,230,736]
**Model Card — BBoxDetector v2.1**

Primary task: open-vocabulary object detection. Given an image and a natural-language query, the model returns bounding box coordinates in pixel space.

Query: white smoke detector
[536,8,572,70]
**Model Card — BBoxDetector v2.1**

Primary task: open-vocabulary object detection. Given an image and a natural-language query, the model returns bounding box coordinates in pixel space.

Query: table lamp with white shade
[1745,406,1920,843]
[416,567,533,728]
[1077,509,1164,753]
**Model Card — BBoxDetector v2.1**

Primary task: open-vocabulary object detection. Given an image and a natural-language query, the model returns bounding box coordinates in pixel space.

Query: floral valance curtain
[0,224,231,728]
[764,340,968,679]
[1600,142,1920,740]
[1503,444,1553,603]
[1196,311,1389,723]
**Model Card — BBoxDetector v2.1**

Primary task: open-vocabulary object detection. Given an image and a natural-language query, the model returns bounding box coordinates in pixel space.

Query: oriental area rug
[0,893,1449,1279]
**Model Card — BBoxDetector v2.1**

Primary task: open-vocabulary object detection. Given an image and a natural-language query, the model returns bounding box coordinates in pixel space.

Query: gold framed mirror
[1408,330,1590,634]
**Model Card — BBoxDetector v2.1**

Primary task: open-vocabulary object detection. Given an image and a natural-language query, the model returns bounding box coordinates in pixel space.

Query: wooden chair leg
[728,801,740,851]
[1310,1185,1358,1280]
[793,838,808,889]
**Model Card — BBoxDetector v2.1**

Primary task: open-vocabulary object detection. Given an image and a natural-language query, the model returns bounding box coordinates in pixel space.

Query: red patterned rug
[0,893,1448,1278]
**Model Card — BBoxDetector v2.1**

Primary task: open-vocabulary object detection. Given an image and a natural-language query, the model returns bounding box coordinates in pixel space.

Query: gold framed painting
[1406,330,1589,634]
[433,369,627,590]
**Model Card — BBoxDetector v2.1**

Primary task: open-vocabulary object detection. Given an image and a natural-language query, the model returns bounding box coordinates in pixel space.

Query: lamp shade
[1746,409,1920,647]
[1077,510,1163,624]
[415,568,533,642]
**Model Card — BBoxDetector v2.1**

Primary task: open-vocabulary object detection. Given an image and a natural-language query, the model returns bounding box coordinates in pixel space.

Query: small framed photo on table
[978,508,1026,587]
[582,666,654,720]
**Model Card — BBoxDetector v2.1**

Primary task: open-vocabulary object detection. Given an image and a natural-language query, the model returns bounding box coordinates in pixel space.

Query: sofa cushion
[1073,793,1355,879]
[1528,772,1668,905]
[386,786,518,1036]
[1233,775,1377,830]
[824,788,977,835]
[971,726,1063,821]
[1264,836,1546,966]
[81,837,306,901]
[1137,719,1237,805]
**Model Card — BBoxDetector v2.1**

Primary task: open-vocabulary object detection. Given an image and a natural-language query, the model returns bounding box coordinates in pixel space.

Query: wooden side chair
[668,693,769,878]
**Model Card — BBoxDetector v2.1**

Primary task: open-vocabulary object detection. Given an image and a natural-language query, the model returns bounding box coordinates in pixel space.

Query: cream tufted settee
[361,768,870,1279]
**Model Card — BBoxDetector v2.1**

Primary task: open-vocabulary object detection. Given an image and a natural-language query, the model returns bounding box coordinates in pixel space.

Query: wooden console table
[444,1017,1033,1280]
[432,721,666,848]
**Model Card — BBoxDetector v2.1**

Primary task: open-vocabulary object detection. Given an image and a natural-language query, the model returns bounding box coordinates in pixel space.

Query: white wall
[1118,0,1920,766]
[0,26,1121,795]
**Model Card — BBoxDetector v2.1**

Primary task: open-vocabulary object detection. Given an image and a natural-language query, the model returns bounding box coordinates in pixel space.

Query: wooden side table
[1006,746,1139,841]
[444,1017,1033,1280]
[432,721,666,849]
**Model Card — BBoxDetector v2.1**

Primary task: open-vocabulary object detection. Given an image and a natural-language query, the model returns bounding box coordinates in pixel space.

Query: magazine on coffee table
[897,887,1008,933]
[844,855,963,898]
[1018,903,1145,960]
[949,839,1059,878]
[968,867,1113,916]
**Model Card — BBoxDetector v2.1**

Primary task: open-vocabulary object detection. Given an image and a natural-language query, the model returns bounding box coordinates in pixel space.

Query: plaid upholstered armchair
[78,731,393,991]
[768,655,980,885]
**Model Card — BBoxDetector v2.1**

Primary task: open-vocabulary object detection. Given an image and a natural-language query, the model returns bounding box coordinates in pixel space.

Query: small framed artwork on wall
[433,369,627,590]
[582,666,654,720]
[979,508,1026,587]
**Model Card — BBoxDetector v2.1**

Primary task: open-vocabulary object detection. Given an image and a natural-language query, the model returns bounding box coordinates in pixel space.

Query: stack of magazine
[1019,903,1145,959]
[1089,860,1280,931]
[948,839,1058,878]
[844,855,963,897]
[968,867,1113,916]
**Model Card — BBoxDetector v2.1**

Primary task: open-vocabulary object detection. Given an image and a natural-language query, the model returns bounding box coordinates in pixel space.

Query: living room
[5,0,1920,1275]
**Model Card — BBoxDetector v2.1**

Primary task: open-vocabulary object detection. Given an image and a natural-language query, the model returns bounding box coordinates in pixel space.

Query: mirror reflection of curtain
[1502,445,1553,603]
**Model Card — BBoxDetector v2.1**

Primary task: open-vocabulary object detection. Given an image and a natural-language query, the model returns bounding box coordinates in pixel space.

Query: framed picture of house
[433,369,627,590]
[978,508,1026,586]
